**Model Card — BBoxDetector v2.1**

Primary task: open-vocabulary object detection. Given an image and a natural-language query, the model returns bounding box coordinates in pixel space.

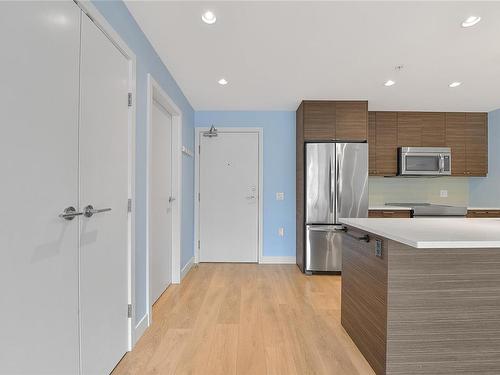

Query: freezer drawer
[306,225,343,272]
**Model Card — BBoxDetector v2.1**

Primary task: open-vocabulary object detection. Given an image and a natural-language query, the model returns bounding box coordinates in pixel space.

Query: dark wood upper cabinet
[397,112,422,147]
[303,101,336,140]
[335,101,368,141]
[465,113,488,176]
[445,112,488,176]
[368,112,377,175]
[301,100,367,141]
[375,112,398,176]
[421,112,446,147]
[445,113,467,176]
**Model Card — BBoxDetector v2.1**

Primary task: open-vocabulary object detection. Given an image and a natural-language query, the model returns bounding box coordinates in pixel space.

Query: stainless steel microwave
[398,147,451,176]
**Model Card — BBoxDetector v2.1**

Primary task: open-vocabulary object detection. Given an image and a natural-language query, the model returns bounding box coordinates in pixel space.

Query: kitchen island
[338,218,500,375]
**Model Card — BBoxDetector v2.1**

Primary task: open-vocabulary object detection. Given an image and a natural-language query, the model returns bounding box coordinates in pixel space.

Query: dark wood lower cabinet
[341,228,500,375]
[467,209,500,218]
[368,210,411,218]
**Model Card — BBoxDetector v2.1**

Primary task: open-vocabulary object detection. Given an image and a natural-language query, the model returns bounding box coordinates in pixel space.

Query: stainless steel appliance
[398,147,451,176]
[305,142,368,273]
[386,202,467,217]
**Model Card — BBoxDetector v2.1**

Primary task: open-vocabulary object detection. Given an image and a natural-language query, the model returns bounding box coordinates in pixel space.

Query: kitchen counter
[340,217,500,248]
[339,218,500,375]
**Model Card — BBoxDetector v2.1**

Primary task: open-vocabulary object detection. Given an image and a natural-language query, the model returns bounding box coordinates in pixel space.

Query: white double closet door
[0,2,129,375]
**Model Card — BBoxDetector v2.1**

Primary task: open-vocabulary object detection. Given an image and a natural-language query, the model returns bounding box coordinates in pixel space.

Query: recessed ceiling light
[384,80,395,87]
[449,81,462,88]
[462,16,481,28]
[202,11,216,24]
[218,78,228,85]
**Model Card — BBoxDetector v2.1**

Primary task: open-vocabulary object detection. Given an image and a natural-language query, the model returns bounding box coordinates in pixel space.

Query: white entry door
[79,14,130,375]
[199,131,259,262]
[150,101,173,304]
[0,2,81,374]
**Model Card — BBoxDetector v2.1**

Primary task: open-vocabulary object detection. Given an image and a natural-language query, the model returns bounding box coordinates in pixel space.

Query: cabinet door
[466,113,488,176]
[303,101,335,140]
[368,112,377,175]
[422,112,445,146]
[397,112,422,147]
[445,113,467,176]
[335,101,368,141]
[376,112,398,176]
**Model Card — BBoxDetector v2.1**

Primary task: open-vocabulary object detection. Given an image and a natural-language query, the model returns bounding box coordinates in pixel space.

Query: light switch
[440,190,448,198]
[276,192,285,201]
[278,227,285,237]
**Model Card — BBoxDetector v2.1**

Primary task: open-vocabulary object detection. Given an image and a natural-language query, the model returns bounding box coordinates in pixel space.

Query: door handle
[59,206,83,221]
[169,197,176,203]
[245,195,256,200]
[84,205,112,218]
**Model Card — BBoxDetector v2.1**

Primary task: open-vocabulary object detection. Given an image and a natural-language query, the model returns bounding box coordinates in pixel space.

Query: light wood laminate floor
[112,263,374,375]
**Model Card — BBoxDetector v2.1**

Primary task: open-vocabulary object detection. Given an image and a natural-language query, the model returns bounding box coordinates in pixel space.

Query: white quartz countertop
[339,218,500,248]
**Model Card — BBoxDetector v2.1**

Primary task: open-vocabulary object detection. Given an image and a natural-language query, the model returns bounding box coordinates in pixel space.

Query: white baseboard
[181,256,195,280]
[259,256,296,264]
[133,313,149,346]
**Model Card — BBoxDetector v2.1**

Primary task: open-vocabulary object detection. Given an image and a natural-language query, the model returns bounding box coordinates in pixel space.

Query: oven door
[400,152,450,176]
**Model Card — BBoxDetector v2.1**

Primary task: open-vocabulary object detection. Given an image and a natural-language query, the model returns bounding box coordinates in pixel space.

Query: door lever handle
[169,196,176,203]
[59,206,83,221]
[84,205,112,218]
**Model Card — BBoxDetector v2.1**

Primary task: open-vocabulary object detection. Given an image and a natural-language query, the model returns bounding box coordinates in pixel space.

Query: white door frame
[194,127,263,264]
[147,74,182,323]
[75,1,137,349]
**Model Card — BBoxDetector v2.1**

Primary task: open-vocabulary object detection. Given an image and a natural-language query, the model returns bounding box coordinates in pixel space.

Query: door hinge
[198,193,200,202]
[127,304,132,318]
[128,92,132,107]
[198,145,201,154]
[127,198,132,213]
[198,240,200,249]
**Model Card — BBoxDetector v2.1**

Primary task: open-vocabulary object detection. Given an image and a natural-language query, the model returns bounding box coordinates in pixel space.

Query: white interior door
[79,14,129,375]
[199,131,259,262]
[150,101,173,304]
[0,2,81,374]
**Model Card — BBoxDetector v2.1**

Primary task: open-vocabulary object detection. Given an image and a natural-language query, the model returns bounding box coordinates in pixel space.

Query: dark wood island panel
[341,227,500,375]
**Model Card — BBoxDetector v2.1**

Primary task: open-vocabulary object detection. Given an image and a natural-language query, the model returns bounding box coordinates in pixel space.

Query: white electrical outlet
[278,227,285,237]
[440,190,448,198]
[276,192,285,201]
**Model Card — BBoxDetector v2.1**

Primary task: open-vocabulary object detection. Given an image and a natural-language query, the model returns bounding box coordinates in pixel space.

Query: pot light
[218,78,228,85]
[449,81,462,88]
[462,16,481,28]
[384,80,395,87]
[202,11,216,24]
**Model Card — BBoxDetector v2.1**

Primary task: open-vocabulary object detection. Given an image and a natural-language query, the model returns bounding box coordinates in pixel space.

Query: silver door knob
[59,206,83,221]
[84,205,112,218]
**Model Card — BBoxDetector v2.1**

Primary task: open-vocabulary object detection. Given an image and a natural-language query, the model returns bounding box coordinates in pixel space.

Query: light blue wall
[469,108,500,207]
[195,111,296,257]
[92,1,195,323]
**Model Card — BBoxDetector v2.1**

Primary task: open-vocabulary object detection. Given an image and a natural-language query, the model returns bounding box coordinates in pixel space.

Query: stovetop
[385,202,468,217]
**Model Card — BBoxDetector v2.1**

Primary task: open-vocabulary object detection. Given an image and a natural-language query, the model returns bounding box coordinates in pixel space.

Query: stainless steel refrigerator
[305,142,368,273]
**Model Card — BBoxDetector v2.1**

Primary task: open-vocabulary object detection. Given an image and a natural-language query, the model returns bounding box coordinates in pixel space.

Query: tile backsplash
[369,177,469,206]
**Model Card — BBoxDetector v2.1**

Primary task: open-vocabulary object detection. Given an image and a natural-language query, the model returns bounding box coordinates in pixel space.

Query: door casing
[146,74,183,324]
[194,127,263,264]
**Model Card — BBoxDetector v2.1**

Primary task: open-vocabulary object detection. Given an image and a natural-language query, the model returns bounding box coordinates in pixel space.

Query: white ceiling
[125,1,500,112]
